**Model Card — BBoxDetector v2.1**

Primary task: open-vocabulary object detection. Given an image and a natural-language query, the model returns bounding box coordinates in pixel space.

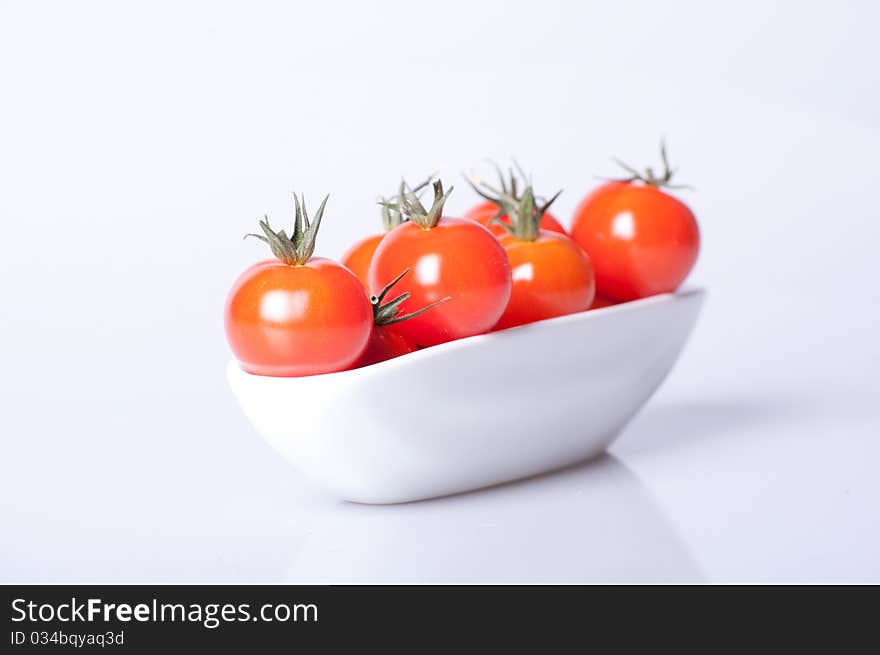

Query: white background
[1,0,878,582]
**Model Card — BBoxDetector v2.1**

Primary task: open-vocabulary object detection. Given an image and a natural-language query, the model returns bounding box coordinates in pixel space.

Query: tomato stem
[381,178,453,230]
[244,193,329,265]
[606,140,693,190]
[467,169,561,242]
[378,174,436,232]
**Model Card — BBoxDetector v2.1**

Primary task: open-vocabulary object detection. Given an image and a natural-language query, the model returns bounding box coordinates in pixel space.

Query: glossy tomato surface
[225,258,372,377]
[340,233,383,288]
[368,218,512,347]
[356,324,418,368]
[495,231,595,330]
[571,182,700,301]
[464,200,567,237]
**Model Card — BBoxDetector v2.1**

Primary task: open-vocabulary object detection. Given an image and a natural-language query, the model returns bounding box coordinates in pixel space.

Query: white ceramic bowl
[228,288,705,504]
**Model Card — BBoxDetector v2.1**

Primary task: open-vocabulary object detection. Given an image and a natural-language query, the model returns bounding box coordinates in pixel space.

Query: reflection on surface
[284,455,703,583]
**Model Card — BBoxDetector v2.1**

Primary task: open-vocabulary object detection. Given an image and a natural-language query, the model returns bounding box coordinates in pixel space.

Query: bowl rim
[227,286,706,383]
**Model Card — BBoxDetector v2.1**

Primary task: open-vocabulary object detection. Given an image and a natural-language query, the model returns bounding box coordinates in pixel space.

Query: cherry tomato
[368,180,512,347]
[369,220,511,346]
[466,179,593,330]
[496,230,595,330]
[464,200,567,237]
[341,233,382,288]
[225,196,373,377]
[570,144,700,301]
[571,182,699,301]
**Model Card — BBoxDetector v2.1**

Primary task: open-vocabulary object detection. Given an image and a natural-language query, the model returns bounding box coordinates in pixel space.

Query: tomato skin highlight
[570,182,699,301]
[494,231,595,330]
[356,324,419,367]
[464,200,567,237]
[225,258,373,377]
[368,218,512,347]
[340,233,383,288]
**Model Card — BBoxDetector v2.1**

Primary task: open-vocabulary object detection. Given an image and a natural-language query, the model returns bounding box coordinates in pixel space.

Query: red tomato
[226,258,372,376]
[225,196,373,377]
[495,230,595,330]
[367,180,511,347]
[357,324,418,367]
[464,200,567,237]
[571,182,699,301]
[571,144,700,301]
[341,233,382,288]
[369,219,511,346]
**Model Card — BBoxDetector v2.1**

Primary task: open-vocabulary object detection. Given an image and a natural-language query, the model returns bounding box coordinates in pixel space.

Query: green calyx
[245,193,329,266]
[608,140,692,190]
[371,269,450,327]
[466,167,562,242]
[378,174,436,232]
[382,178,453,230]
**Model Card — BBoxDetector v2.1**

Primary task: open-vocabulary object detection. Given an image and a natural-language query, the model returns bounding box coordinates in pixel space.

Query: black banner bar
[1,585,875,650]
